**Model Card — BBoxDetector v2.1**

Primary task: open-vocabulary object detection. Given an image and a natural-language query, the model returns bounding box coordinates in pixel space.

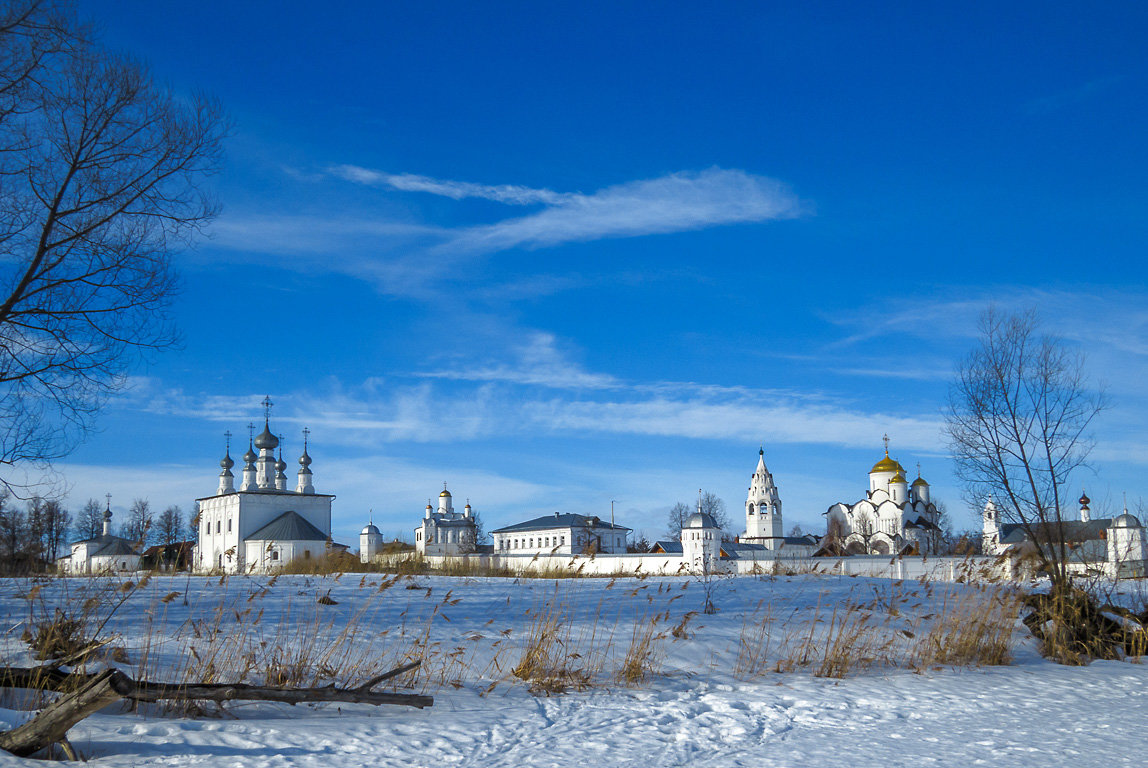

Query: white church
[823,438,942,555]
[194,398,334,573]
[57,500,142,574]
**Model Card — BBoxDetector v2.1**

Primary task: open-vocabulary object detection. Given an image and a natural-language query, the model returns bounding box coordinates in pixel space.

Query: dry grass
[615,612,665,685]
[735,578,1022,679]
[909,583,1021,668]
[511,597,592,694]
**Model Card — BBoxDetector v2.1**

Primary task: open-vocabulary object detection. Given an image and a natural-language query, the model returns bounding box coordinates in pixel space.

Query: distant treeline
[0,494,193,575]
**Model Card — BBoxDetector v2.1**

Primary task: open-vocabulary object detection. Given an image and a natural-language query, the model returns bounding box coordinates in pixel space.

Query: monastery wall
[406,552,1009,582]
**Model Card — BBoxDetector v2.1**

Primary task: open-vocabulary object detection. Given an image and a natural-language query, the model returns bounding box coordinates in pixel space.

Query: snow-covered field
[2,571,1147,767]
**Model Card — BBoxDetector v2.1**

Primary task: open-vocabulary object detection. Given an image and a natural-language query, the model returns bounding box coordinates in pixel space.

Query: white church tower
[681,493,722,573]
[982,496,1001,556]
[360,516,383,564]
[742,447,784,549]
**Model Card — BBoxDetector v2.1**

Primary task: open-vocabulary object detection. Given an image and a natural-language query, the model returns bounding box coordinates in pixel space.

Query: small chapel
[823,437,942,555]
[57,499,142,574]
[194,398,334,573]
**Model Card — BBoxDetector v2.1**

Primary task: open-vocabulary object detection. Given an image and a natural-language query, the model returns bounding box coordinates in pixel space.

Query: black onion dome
[243,447,257,464]
[220,451,234,470]
[254,423,279,450]
[298,449,312,469]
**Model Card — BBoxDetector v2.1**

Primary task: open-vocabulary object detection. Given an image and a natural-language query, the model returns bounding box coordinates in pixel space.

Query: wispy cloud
[330,165,570,206]
[439,168,806,254]
[327,165,807,254]
[420,332,620,390]
[209,167,805,298]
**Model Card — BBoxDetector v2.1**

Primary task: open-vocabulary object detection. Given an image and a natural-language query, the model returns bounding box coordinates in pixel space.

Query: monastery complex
[56,398,1148,581]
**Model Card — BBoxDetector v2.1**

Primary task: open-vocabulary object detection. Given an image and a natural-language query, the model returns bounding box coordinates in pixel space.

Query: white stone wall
[398,552,1008,582]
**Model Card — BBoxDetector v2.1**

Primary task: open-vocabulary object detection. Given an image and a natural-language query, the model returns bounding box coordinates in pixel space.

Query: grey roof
[492,513,632,535]
[651,540,683,554]
[686,512,720,529]
[1000,518,1112,545]
[246,511,327,542]
[92,536,140,557]
[72,534,141,557]
[1114,513,1143,528]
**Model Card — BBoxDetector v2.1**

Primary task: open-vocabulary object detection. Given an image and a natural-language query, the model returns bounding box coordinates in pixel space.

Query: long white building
[493,513,630,555]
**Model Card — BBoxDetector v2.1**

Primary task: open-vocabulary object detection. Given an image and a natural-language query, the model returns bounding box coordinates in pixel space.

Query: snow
[2,572,1147,766]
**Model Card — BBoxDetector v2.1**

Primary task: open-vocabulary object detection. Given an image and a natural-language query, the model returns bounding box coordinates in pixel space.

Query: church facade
[194,400,334,573]
[414,485,478,556]
[824,440,942,555]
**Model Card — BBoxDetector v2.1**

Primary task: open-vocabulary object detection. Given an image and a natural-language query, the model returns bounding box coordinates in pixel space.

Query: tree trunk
[0,668,123,758]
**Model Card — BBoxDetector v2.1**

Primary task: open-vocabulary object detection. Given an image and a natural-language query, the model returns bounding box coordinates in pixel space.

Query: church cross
[224,430,232,451]
[882,433,890,455]
[262,395,273,421]
[105,493,112,509]
[302,427,310,450]
[247,422,255,444]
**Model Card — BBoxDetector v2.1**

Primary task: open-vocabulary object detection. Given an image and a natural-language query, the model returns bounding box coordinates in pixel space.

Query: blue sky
[55,1,1148,543]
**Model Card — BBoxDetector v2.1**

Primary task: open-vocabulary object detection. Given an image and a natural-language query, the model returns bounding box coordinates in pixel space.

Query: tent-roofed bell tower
[743,446,784,548]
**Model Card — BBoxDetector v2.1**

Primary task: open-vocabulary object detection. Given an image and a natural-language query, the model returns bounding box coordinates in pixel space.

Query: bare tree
[0,491,25,573]
[0,1,225,484]
[699,491,730,534]
[38,496,67,561]
[945,308,1106,590]
[123,498,151,546]
[852,510,876,553]
[156,504,182,547]
[75,496,101,538]
[665,501,691,538]
[468,507,487,546]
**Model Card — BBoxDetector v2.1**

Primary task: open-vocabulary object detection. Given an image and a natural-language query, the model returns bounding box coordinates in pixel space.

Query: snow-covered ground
[1,572,1146,767]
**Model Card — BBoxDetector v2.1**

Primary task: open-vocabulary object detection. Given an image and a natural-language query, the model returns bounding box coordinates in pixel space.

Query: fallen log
[1,661,432,759]
[0,661,432,709]
[0,669,123,758]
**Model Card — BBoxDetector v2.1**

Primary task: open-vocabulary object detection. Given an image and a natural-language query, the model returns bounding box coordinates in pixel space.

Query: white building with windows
[194,401,334,573]
[824,440,942,555]
[414,485,477,556]
[492,513,630,555]
[983,491,1148,578]
[57,502,142,574]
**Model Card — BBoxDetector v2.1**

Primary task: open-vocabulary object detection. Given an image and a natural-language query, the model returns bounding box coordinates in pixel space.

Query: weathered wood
[125,679,433,708]
[0,669,123,758]
[0,662,433,710]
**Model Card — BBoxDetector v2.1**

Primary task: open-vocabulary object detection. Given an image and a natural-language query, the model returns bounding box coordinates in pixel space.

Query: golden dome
[912,476,929,487]
[870,455,904,474]
[890,470,907,483]
[439,489,451,497]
